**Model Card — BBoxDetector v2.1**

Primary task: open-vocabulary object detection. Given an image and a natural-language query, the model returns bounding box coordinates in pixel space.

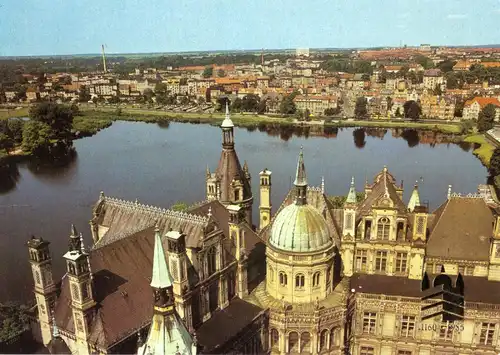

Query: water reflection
[400,129,420,148]
[0,160,20,194]
[156,121,170,129]
[353,128,366,149]
[26,148,78,183]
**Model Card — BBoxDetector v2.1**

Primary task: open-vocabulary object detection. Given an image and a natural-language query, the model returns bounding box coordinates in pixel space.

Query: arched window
[270,329,279,349]
[279,272,288,286]
[319,329,329,350]
[269,266,274,282]
[300,332,311,353]
[295,274,305,289]
[329,327,339,348]
[207,246,217,276]
[313,272,321,287]
[377,217,390,240]
[288,332,299,353]
[417,216,425,235]
[345,213,353,230]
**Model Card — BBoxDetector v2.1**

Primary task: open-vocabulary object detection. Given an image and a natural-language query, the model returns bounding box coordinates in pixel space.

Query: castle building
[28,107,500,355]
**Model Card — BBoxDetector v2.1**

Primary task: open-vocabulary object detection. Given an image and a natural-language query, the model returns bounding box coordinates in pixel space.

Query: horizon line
[2,43,500,59]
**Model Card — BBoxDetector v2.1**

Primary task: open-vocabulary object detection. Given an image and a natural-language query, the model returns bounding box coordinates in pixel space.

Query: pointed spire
[150,226,173,289]
[243,160,249,173]
[206,165,210,177]
[346,176,357,204]
[321,176,325,194]
[71,224,78,237]
[293,146,307,187]
[447,184,452,199]
[221,100,234,128]
[408,181,421,212]
[68,224,80,252]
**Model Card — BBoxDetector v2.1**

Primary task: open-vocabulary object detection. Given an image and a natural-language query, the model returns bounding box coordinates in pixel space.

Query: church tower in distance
[206,102,253,227]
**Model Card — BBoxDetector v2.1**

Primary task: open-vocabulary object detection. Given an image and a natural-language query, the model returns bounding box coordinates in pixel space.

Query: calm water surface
[0,121,487,303]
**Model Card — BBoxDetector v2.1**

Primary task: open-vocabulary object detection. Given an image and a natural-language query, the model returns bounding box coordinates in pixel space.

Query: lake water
[0,121,487,303]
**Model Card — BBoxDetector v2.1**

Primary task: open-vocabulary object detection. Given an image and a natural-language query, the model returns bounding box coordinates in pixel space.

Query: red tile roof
[464,97,500,108]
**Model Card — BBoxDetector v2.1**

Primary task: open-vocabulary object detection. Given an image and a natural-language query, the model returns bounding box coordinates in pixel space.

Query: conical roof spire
[408,181,421,212]
[71,224,78,237]
[150,226,173,289]
[346,176,357,204]
[221,101,234,128]
[293,146,307,187]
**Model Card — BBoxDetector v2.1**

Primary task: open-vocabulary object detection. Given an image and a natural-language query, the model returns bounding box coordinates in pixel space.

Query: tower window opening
[279,272,287,286]
[207,247,217,276]
[312,272,321,287]
[295,274,305,289]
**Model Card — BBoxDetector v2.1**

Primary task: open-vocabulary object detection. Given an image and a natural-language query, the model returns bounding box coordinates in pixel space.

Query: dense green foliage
[477,104,496,132]
[324,107,341,116]
[0,118,24,154]
[329,192,366,208]
[489,147,500,177]
[171,201,189,212]
[414,55,434,70]
[279,91,298,114]
[202,66,213,78]
[0,303,29,341]
[403,100,421,120]
[321,59,373,74]
[354,97,368,118]
[30,102,74,140]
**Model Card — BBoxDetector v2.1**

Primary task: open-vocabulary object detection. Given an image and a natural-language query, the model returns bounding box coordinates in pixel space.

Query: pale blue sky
[1,0,499,56]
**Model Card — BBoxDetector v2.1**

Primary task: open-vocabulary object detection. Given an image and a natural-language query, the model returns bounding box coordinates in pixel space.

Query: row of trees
[354,97,422,120]
[0,103,76,158]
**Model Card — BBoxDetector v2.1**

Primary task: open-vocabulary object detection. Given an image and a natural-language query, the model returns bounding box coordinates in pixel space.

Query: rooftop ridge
[307,186,322,192]
[104,196,209,225]
[450,192,483,199]
[187,199,211,210]
[93,224,149,250]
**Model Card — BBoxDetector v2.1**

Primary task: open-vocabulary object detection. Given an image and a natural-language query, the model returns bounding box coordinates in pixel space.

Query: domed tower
[206,102,253,226]
[266,147,336,304]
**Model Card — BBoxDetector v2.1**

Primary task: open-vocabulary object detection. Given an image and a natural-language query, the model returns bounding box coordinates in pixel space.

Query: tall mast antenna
[101,44,107,73]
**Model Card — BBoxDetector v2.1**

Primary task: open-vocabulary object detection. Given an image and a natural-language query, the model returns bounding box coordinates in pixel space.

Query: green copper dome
[269,203,332,253]
[269,147,332,253]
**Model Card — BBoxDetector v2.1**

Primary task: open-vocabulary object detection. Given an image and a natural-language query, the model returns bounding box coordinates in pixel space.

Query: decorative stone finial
[447,184,452,199]
[79,233,85,253]
[52,313,60,338]
[321,176,325,194]
[71,224,78,237]
[208,206,212,218]
[99,191,105,199]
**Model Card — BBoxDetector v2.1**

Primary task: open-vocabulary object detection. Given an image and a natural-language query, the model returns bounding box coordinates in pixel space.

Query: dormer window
[234,188,241,201]
[377,217,390,240]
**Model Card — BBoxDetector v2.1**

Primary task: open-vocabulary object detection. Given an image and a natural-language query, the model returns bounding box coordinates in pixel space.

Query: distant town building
[463,97,500,121]
[296,48,310,57]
